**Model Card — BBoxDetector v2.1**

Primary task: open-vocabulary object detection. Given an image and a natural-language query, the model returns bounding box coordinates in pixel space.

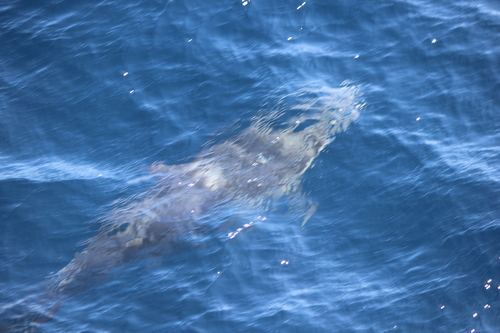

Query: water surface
[1,0,499,332]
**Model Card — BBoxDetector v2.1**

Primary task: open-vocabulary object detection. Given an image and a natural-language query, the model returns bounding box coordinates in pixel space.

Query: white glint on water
[228,221,254,239]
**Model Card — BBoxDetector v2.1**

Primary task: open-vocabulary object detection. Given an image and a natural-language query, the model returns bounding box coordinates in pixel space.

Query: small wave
[0,156,123,182]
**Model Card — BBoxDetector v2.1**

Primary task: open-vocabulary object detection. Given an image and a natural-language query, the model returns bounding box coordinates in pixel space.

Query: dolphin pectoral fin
[148,162,171,175]
[286,193,318,226]
[149,162,195,179]
[302,203,319,226]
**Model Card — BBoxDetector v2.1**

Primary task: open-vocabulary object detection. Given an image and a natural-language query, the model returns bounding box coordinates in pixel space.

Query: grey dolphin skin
[0,83,363,332]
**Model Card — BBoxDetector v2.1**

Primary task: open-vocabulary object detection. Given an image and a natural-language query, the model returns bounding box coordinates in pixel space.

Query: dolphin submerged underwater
[0,83,363,332]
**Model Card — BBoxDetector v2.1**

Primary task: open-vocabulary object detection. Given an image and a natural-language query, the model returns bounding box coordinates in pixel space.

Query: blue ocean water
[1,0,499,332]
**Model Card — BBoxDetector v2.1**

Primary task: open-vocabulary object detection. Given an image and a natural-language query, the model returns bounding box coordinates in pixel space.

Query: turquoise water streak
[1,0,499,332]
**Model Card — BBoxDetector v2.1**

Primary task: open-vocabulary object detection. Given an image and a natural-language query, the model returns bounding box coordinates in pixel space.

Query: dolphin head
[268,83,362,175]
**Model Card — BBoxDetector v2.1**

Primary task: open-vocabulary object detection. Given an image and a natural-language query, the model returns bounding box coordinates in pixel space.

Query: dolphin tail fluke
[0,292,63,333]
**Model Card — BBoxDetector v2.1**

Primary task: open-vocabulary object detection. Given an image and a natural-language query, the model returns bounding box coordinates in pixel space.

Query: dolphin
[0,83,363,332]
